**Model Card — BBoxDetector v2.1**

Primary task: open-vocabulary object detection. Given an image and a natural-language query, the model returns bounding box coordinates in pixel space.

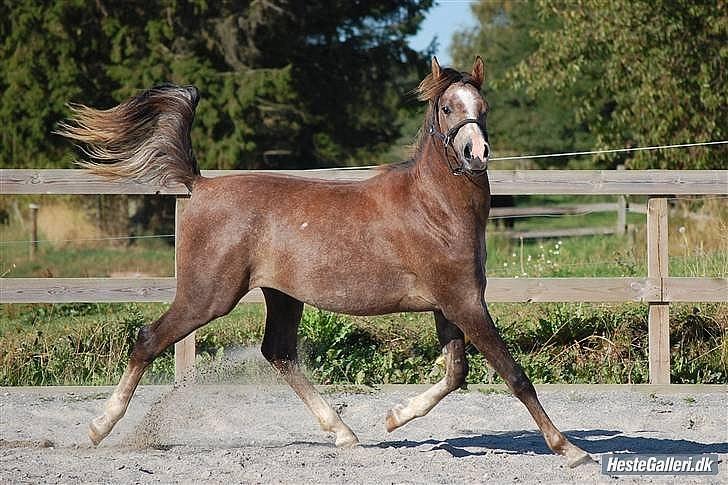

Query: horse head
[419,56,490,175]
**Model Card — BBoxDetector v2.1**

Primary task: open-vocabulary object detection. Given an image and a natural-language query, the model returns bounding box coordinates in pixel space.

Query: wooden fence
[2,169,727,385]
[491,201,646,239]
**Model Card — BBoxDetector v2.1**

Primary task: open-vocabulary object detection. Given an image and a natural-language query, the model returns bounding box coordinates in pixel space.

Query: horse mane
[416,67,475,102]
[384,68,478,171]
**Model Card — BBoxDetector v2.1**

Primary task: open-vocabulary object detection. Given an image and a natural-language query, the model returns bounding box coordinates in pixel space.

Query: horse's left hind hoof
[385,405,407,432]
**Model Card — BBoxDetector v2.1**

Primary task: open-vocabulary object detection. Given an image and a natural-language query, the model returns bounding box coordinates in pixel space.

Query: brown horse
[57,57,592,467]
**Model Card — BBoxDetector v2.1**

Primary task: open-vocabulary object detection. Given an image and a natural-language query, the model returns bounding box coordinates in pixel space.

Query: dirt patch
[0,439,54,449]
[1,385,726,483]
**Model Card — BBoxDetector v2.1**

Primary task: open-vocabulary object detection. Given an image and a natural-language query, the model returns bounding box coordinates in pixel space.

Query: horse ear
[471,56,485,89]
[431,56,442,79]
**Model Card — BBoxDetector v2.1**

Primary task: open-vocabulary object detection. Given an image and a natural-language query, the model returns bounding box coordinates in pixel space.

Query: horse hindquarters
[88,200,253,445]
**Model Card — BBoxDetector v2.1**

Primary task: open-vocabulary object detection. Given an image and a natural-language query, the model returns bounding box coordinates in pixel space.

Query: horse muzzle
[461,140,490,174]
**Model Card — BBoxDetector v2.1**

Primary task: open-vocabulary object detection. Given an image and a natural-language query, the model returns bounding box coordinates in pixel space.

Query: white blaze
[454,86,486,160]
[455,86,480,118]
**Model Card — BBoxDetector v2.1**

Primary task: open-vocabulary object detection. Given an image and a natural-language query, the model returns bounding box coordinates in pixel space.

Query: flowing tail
[55,84,201,190]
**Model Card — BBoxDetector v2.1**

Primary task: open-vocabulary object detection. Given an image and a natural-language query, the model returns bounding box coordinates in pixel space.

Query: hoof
[568,451,595,468]
[335,431,359,449]
[88,417,110,446]
[565,445,595,468]
[385,405,405,432]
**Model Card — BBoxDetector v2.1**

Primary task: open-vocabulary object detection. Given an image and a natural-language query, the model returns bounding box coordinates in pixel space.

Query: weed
[476,387,510,396]
[319,384,376,395]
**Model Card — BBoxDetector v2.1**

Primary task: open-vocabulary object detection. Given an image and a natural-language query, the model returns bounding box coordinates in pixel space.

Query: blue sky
[408,1,477,66]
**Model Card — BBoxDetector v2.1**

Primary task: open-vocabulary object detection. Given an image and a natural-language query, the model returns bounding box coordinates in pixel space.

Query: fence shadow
[374,429,728,458]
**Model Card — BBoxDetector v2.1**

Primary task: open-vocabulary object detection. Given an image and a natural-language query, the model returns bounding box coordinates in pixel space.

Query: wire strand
[0,234,175,246]
[305,139,728,170]
[489,140,728,162]
[5,197,726,245]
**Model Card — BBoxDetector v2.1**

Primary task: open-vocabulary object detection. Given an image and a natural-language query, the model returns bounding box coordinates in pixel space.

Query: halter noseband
[428,94,490,176]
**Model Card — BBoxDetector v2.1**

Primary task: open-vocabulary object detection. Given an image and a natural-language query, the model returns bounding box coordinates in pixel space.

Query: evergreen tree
[1,0,433,170]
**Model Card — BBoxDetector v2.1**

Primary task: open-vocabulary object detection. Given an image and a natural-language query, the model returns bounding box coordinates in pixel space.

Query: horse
[56,56,592,467]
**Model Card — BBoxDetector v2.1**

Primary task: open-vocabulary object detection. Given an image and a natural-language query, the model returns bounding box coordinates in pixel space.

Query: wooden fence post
[28,203,39,260]
[647,197,670,384]
[174,197,196,384]
[616,165,627,235]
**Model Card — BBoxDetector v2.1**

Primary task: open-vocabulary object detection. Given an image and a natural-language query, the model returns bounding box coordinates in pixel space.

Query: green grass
[485,233,643,277]
[2,243,174,278]
[0,302,266,386]
[0,218,174,278]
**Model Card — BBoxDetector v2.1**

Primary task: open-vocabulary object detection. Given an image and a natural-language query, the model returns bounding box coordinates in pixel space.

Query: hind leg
[261,288,358,448]
[89,279,247,445]
[385,311,468,431]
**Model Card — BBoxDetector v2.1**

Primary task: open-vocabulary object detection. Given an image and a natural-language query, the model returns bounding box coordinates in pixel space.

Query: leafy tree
[1,0,433,170]
[511,0,727,169]
[1,1,110,168]
[450,0,596,167]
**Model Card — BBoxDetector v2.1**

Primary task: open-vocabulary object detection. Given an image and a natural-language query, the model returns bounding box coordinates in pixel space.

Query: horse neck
[409,137,490,225]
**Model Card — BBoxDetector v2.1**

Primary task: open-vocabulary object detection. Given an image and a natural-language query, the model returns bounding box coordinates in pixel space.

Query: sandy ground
[1,383,726,484]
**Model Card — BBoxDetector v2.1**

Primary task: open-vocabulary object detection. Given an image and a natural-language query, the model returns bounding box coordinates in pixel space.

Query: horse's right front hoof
[334,430,360,448]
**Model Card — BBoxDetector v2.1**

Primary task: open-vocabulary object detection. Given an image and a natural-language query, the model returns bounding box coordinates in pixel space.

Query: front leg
[442,297,594,468]
[386,311,468,431]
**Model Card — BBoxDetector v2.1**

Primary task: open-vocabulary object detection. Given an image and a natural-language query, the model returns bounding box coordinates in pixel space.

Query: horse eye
[442,106,451,115]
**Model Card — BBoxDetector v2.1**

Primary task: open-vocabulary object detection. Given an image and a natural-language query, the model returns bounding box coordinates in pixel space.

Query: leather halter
[428,93,490,176]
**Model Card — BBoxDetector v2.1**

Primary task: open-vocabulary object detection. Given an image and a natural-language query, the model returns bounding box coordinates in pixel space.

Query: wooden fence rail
[490,201,647,239]
[2,169,727,385]
[3,169,727,194]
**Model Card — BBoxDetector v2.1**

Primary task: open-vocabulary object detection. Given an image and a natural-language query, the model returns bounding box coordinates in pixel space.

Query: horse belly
[253,258,435,316]
[296,281,436,316]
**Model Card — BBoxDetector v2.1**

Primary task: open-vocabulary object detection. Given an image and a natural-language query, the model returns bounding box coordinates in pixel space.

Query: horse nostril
[464,141,473,160]
[484,141,490,159]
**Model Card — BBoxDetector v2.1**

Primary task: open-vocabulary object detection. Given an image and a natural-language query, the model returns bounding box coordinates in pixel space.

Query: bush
[1,302,725,386]
[299,309,439,385]
[0,303,174,386]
